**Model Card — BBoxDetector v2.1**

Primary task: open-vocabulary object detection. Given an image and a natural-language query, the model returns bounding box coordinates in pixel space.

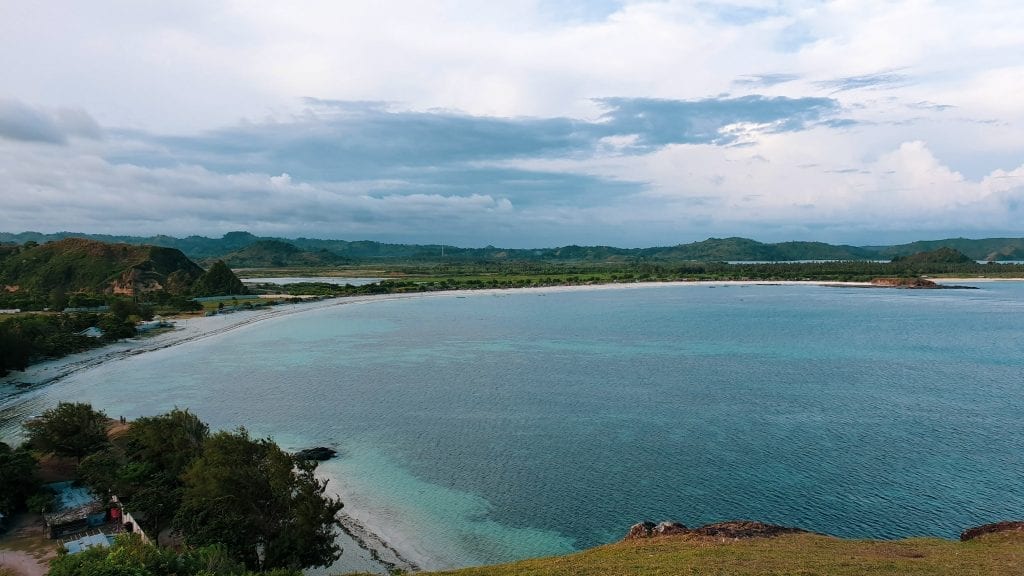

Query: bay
[2,282,1022,570]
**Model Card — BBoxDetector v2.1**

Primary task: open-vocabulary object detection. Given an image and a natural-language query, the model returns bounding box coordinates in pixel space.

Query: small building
[63,533,115,555]
[0,308,20,314]
[42,482,106,539]
[136,319,172,334]
[78,326,105,339]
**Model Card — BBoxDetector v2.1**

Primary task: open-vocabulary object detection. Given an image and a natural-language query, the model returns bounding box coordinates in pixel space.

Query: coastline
[0,277,1010,574]
[1,279,885,392]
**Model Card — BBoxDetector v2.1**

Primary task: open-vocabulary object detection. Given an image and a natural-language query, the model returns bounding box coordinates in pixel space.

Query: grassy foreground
[425,532,1024,576]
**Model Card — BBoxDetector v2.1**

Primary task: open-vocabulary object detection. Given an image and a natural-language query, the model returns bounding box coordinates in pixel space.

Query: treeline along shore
[2,234,1023,378]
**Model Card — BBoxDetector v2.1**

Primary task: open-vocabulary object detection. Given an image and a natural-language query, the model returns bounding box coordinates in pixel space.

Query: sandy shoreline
[1,280,880,391]
[4,276,1010,390]
[0,277,1009,574]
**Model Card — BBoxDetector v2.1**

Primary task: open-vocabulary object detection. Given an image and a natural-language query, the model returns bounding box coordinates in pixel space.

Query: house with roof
[42,482,107,539]
[63,532,115,555]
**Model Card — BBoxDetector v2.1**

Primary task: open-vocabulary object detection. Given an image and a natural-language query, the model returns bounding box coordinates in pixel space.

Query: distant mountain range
[3,231,1024,265]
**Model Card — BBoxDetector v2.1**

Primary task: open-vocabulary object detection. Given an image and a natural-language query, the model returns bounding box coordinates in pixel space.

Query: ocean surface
[2,282,1023,571]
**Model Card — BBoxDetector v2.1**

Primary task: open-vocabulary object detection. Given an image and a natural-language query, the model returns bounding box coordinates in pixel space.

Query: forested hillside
[6,231,1024,265]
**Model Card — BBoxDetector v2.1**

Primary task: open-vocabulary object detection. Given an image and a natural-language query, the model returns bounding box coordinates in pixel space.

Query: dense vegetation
[7,230,1024,264]
[0,238,202,298]
[191,261,247,297]
[0,238,214,311]
[247,250,1024,300]
[0,441,39,516]
[892,246,976,264]
[0,314,118,377]
[19,405,344,572]
[24,402,111,463]
[49,534,301,576]
[0,239,245,376]
[210,239,349,268]
[0,300,165,376]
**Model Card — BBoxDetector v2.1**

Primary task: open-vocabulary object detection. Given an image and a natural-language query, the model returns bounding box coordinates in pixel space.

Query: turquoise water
[2,283,1023,569]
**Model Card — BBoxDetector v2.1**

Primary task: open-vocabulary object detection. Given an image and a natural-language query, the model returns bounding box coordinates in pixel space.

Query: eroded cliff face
[111,267,166,295]
[961,521,1024,541]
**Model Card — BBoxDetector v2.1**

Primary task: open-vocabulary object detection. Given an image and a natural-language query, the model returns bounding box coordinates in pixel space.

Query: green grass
[424,533,1024,576]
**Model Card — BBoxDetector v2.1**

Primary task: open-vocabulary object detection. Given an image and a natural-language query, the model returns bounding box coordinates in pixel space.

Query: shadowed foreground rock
[960,521,1024,541]
[626,520,807,540]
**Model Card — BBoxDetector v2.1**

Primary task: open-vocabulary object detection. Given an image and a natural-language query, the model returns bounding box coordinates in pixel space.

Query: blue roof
[63,533,113,554]
[47,482,99,513]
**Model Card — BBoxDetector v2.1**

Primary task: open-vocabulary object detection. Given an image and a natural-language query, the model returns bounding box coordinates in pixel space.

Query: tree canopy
[23,402,110,461]
[49,534,300,576]
[0,441,40,515]
[173,429,344,571]
[68,407,344,572]
[192,261,247,297]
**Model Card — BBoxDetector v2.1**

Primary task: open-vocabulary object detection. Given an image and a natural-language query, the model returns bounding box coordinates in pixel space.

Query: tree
[121,409,209,534]
[24,402,110,462]
[0,441,39,515]
[78,448,130,498]
[173,429,343,571]
[0,322,33,376]
[48,533,290,576]
[125,409,208,480]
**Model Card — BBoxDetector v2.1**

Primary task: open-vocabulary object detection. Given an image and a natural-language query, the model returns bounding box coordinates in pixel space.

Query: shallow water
[2,283,1023,570]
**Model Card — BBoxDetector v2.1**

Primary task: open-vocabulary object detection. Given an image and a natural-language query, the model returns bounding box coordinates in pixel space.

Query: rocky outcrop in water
[626,522,657,539]
[653,521,688,536]
[626,520,807,540]
[960,521,1024,541]
[294,446,337,461]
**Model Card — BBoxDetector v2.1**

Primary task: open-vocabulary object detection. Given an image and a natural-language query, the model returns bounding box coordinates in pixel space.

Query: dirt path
[0,515,56,576]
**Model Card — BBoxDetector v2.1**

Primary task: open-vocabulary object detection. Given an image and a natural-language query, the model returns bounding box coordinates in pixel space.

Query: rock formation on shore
[626,520,807,540]
[629,519,1024,543]
[960,521,1024,541]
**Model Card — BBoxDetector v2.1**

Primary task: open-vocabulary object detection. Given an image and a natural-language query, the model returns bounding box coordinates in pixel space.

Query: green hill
[211,239,350,268]
[192,260,248,297]
[0,238,204,299]
[426,523,1024,576]
[3,231,1024,264]
[892,247,976,265]
[878,237,1024,261]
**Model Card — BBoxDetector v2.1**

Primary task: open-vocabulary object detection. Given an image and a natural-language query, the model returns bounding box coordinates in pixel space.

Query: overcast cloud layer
[1,1,1023,247]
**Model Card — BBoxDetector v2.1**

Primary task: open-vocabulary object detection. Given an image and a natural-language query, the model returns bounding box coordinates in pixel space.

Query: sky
[1,1,1023,248]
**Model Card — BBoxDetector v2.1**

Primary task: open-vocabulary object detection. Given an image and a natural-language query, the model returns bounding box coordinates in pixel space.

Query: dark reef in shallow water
[294,446,338,461]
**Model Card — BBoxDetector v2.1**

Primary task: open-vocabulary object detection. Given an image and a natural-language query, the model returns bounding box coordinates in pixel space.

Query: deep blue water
[2,282,1023,569]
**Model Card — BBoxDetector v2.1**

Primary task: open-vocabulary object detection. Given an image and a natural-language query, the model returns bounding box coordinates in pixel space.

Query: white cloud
[0,1,1022,244]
